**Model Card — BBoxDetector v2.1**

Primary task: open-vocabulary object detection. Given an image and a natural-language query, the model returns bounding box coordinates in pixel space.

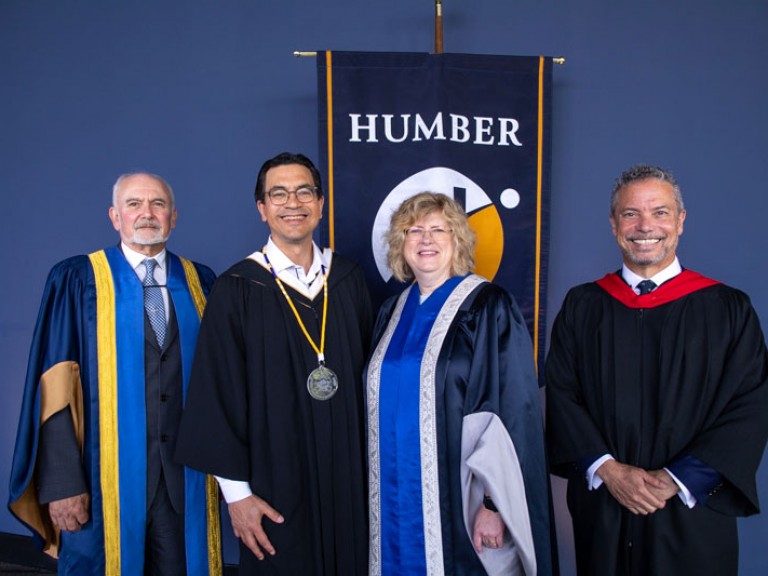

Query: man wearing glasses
[176,152,373,575]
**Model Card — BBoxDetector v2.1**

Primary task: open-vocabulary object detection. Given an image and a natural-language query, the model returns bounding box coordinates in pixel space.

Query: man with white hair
[9,173,221,575]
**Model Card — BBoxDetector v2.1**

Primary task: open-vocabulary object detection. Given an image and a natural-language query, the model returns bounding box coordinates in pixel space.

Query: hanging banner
[317,51,552,365]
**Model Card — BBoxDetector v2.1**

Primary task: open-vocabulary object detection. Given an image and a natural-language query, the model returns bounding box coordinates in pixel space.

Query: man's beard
[622,239,673,268]
[129,221,169,246]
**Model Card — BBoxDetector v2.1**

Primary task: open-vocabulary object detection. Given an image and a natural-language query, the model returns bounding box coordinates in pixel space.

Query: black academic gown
[545,271,768,576]
[176,254,372,575]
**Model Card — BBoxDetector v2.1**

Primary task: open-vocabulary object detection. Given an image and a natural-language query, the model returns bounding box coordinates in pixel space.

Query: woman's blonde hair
[385,192,476,282]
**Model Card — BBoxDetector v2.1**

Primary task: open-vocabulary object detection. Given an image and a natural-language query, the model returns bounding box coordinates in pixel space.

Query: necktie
[143,259,166,346]
[637,279,657,295]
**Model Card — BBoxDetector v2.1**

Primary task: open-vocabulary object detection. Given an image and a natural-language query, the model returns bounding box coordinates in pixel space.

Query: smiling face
[610,178,686,278]
[403,211,455,291]
[257,163,324,254]
[109,174,177,256]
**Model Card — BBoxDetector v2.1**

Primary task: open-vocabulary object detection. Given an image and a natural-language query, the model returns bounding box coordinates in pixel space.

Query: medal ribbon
[262,251,329,364]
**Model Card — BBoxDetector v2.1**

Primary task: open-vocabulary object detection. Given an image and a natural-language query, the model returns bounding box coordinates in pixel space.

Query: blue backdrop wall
[2,2,767,573]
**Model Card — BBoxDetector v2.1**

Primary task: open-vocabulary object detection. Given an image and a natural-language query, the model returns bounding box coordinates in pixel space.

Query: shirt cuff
[666,455,723,506]
[664,467,696,508]
[587,454,614,490]
[215,476,253,503]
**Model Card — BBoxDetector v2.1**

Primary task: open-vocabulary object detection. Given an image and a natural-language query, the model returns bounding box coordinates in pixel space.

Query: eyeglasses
[404,226,452,241]
[266,186,318,205]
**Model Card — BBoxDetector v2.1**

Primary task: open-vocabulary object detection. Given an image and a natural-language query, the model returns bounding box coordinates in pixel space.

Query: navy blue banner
[317,51,552,365]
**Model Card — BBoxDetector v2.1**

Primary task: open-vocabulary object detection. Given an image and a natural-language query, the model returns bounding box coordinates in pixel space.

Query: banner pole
[294,52,565,65]
[435,0,443,54]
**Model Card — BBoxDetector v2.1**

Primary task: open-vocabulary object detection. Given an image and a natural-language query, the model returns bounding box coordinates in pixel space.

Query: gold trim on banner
[325,50,336,249]
[534,56,546,372]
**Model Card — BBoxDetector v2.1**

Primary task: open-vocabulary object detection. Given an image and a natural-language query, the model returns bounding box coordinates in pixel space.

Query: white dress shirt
[622,258,682,295]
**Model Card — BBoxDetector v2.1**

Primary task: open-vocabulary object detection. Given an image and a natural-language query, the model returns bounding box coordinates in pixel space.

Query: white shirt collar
[121,242,167,271]
[622,257,682,293]
[263,237,329,281]
[247,238,332,299]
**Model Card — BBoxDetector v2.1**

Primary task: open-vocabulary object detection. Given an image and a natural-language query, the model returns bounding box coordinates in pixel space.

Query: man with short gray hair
[546,164,768,575]
[8,173,221,575]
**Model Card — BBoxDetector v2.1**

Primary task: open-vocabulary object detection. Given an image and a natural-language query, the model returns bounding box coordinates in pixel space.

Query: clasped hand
[597,460,679,515]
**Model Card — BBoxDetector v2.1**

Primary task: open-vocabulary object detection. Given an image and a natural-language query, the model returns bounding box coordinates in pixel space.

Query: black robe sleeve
[176,271,253,479]
[682,288,768,515]
[544,286,613,479]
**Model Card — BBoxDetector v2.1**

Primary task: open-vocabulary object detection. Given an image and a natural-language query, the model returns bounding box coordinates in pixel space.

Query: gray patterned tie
[142,259,166,347]
[637,279,657,295]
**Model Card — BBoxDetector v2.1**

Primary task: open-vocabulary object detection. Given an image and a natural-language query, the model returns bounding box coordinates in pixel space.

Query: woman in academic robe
[365,192,556,576]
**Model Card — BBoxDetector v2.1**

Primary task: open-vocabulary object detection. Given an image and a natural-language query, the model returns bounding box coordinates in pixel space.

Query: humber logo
[371,167,522,283]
